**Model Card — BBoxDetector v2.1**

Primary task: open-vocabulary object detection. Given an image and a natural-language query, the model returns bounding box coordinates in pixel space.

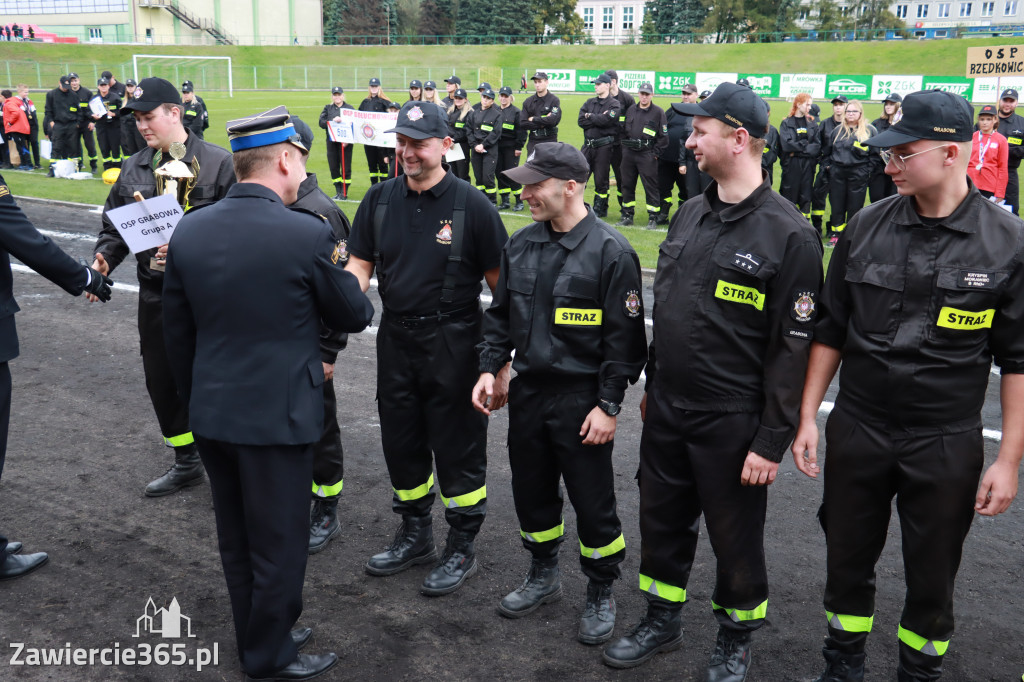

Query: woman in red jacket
[2,89,31,170]
[968,104,1009,204]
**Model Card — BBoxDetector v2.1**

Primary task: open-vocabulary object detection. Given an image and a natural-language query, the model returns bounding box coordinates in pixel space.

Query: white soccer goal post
[132,55,233,97]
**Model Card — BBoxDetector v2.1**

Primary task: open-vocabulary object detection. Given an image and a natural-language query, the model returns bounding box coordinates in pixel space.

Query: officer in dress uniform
[359,78,391,185]
[474,142,648,645]
[495,86,527,211]
[318,86,355,200]
[617,82,668,230]
[91,78,236,497]
[345,101,510,597]
[181,81,208,140]
[578,74,622,218]
[0,176,111,582]
[163,105,373,682]
[91,77,122,170]
[792,89,1024,682]
[520,72,562,155]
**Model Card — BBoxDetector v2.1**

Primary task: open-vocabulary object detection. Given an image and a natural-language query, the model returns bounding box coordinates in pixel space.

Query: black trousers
[620,148,661,221]
[780,155,816,215]
[140,286,192,448]
[450,142,470,181]
[76,125,98,168]
[811,162,831,224]
[95,124,121,169]
[496,145,521,202]
[0,362,11,556]
[637,384,768,632]
[610,142,623,205]
[828,164,871,231]
[471,148,497,202]
[50,123,77,161]
[1006,168,1020,216]
[526,133,557,155]
[867,167,897,204]
[27,126,40,167]
[325,141,353,187]
[196,436,312,678]
[376,312,487,534]
[820,404,982,676]
[657,159,686,216]
[312,378,343,498]
[583,142,614,203]
[364,146,388,184]
[507,379,624,583]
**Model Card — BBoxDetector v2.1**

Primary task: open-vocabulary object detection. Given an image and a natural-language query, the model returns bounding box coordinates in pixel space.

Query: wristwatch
[598,398,621,417]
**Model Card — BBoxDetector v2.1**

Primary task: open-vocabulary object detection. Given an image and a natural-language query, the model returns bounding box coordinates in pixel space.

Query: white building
[575,0,646,45]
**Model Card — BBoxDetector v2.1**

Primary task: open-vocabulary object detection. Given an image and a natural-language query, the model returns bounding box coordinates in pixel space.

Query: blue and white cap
[226,105,307,153]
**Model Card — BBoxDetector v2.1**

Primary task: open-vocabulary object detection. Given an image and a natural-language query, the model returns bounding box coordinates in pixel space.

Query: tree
[858,0,905,38]
[346,0,398,44]
[810,0,855,38]
[529,0,586,43]
[396,0,422,39]
[644,0,707,42]
[701,0,746,42]
[743,0,798,41]
[640,8,659,43]
[322,0,348,46]
[418,0,456,39]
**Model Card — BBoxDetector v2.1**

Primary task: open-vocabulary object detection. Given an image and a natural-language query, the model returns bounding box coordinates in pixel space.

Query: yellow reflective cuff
[713,599,768,622]
[440,485,486,508]
[763,147,770,154]
[833,223,847,232]
[394,473,434,501]
[714,281,765,311]
[622,200,637,208]
[163,432,195,447]
[826,611,874,633]
[521,521,564,543]
[898,625,949,656]
[937,307,994,330]
[639,573,686,603]
[812,210,826,216]
[313,479,343,497]
[554,308,602,326]
[579,533,625,559]
[1008,136,1022,145]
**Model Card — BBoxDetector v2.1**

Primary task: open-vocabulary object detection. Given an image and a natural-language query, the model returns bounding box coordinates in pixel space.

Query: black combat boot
[645,219,659,230]
[706,626,752,682]
[421,528,478,596]
[365,515,436,576]
[497,558,561,618]
[145,445,205,497]
[814,648,865,682]
[513,195,524,211]
[615,209,634,227]
[333,183,344,200]
[498,195,511,210]
[897,640,943,681]
[594,196,608,218]
[578,580,616,644]
[602,596,683,669]
[308,498,340,554]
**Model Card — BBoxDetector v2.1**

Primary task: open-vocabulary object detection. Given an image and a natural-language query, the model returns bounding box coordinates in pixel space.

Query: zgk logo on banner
[936,307,994,330]
[555,308,602,326]
[715,281,764,311]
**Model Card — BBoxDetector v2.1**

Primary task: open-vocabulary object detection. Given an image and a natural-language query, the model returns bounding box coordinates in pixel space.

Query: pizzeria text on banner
[328,109,398,148]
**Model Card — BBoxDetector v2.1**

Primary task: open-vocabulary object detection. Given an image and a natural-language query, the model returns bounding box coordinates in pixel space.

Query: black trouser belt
[516,374,597,394]
[622,139,654,150]
[532,127,557,138]
[584,136,615,148]
[384,301,480,329]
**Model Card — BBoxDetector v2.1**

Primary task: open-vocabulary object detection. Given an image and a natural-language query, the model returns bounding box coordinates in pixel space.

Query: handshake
[82,262,114,303]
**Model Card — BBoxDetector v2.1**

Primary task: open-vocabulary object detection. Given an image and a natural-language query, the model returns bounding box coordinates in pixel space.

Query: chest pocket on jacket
[553,273,601,325]
[507,267,538,331]
[844,259,905,337]
[707,247,774,321]
[927,265,1007,347]
[653,239,686,303]
[118,184,156,201]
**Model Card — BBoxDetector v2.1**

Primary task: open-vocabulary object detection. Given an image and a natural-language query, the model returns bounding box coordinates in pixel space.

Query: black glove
[83,266,113,302]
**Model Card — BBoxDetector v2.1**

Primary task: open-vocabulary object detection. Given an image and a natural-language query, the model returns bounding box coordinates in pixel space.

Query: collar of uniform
[225,182,284,204]
[890,178,980,233]
[697,173,773,223]
[525,207,598,249]
[296,172,319,201]
[140,129,201,169]
[397,167,455,198]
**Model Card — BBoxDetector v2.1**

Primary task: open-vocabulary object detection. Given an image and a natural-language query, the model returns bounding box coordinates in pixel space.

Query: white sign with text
[106,194,184,254]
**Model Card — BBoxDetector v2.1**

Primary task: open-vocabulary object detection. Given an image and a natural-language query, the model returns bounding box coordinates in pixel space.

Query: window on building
[602,7,614,30]
[841,5,851,15]
[622,6,634,29]
[981,0,994,13]
[896,4,908,17]
[1006,0,1018,14]
[937,2,950,16]
[799,8,809,19]
[88,27,102,40]
[935,28,948,35]
[583,6,594,29]
[917,4,928,16]
[960,1,973,15]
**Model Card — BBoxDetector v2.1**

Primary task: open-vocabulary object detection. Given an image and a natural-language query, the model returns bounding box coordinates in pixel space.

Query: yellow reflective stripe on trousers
[163,432,195,447]
[579,533,625,559]
[639,573,686,603]
[440,485,486,508]
[825,611,874,633]
[394,473,434,501]
[897,625,949,656]
[712,599,767,623]
[312,479,343,497]
[937,307,994,330]
[521,520,564,543]
[833,223,847,232]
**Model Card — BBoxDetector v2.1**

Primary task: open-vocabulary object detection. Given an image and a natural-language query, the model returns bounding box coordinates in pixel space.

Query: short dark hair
[232,142,286,180]
[0,90,11,98]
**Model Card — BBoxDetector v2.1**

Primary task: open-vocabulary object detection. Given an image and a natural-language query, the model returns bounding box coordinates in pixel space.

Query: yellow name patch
[937,307,994,330]
[555,308,602,326]
[715,281,764,311]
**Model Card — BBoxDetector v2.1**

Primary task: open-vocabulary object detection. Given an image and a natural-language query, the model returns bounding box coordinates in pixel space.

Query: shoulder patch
[0,182,11,204]
[791,291,816,323]
[624,290,642,318]
[331,239,349,265]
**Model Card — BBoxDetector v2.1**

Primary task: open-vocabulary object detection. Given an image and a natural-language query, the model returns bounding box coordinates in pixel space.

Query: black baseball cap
[809,103,821,117]
[126,78,137,87]
[499,86,513,96]
[385,101,450,140]
[290,115,315,153]
[677,82,769,134]
[368,77,381,87]
[331,86,344,95]
[409,79,422,89]
[593,74,612,85]
[444,75,461,85]
[531,72,548,81]
[101,70,113,79]
[682,83,698,94]
[979,104,998,117]
[68,72,79,80]
[481,88,496,100]
[831,95,848,104]
[59,76,70,88]
[453,88,468,99]
[424,80,437,90]
[638,82,653,94]
[605,70,618,80]
[227,105,308,153]
[503,142,590,185]
[864,89,974,147]
[121,77,182,115]
[699,90,712,100]
[1001,88,1019,101]
[736,78,751,88]
[477,81,492,91]
[387,101,401,110]
[883,92,903,104]
[181,81,194,93]
[97,77,109,86]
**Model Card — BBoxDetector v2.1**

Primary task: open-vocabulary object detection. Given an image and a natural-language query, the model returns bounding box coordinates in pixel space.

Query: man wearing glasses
[791,89,1024,682]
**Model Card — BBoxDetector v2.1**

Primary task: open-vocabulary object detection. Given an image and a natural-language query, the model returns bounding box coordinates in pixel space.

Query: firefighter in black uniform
[286,116,354,555]
[468,88,502,204]
[606,70,635,211]
[346,101,509,596]
[521,72,561,154]
[102,71,126,99]
[120,79,145,157]
[441,75,460,109]
[579,74,622,218]
[792,89,1024,682]
[69,73,98,172]
[659,84,697,219]
[495,86,527,211]
[474,142,648,644]
[617,82,668,229]
[91,77,122,170]
[446,88,472,182]
[811,95,846,232]
[779,93,820,219]
[996,88,1024,215]
[868,92,901,203]
[762,102,781,185]
[824,101,876,247]
[43,75,80,175]
[181,81,208,140]
[359,78,391,185]
[91,78,236,497]
[604,83,823,680]
[319,86,355,200]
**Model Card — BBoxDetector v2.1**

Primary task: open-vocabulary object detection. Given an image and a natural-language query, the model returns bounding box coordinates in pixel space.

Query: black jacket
[95,92,121,129]
[828,124,877,167]
[448,105,472,144]
[497,104,527,149]
[622,102,668,156]
[649,177,824,461]
[45,87,82,127]
[358,95,390,113]
[665,103,694,167]
[762,125,780,171]
[779,115,820,159]
[578,96,622,141]
[997,111,1024,170]
[72,86,93,130]
[478,209,648,404]
[817,116,842,164]
[318,102,355,143]
[182,98,207,138]
[467,106,502,148]
[520,91,561,139]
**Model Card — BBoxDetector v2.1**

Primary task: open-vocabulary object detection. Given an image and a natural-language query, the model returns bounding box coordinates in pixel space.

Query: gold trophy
[149,141,198,272]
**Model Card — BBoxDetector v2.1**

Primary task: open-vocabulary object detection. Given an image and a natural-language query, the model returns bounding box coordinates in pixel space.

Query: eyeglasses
[878,144,949,171]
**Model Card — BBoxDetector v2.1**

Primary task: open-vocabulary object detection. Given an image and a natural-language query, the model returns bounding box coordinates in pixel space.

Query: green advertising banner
[825,75,873,100]
[921,76,974,99]
[739,74,778,98]
[575,70,603,94]
[654,72,698,95]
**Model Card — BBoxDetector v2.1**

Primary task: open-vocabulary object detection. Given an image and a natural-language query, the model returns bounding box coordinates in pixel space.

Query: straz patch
[937,307,994,330]
[624,290,642,318]
[555,308,602,326]
[715,281,764,311]
[792,291,816,323]
[731,251,762,275]
[958,270,994,288]
[436,221,453,245]
[331,239,348,265]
